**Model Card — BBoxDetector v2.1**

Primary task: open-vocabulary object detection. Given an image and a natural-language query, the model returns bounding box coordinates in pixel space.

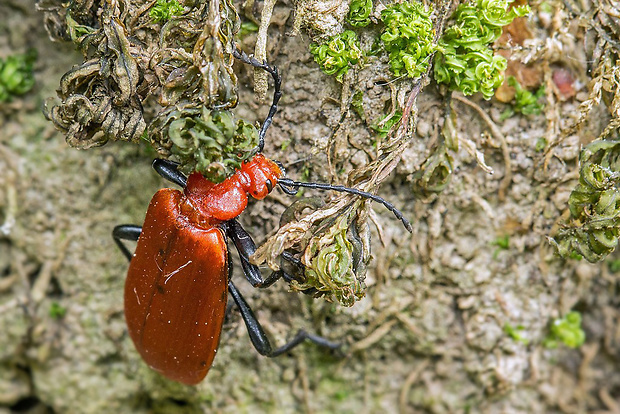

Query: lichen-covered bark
[1,1,619,413]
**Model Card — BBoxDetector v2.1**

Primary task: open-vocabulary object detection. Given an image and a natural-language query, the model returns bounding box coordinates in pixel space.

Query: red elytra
[124,154,283,385]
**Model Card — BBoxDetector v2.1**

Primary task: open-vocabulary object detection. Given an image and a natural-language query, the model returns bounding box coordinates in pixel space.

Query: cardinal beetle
[112,50,412,384]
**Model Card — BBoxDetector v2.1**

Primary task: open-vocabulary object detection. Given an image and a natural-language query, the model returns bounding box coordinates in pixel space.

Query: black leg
[228,280,341,357]
[232,48,282,152]
[152,159,188,188]
[112,225,142,261]
[225,219,319,292]
[226,219,288,288]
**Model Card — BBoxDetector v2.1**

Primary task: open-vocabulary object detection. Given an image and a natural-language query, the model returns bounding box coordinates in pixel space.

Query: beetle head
[241,154,284,200]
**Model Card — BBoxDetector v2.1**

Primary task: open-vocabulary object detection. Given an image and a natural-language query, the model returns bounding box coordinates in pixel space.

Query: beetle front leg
[152,159,188,188]
[112,225,142,261]
[228,280,341,357]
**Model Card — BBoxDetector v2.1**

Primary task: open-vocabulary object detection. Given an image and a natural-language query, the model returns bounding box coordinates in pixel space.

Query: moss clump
[434,0,530,99]
[380,1,436,79]
[0,49,37,102]
[150,0,184,22]
[543,312,586,349]
[309,30,363,82]
[347,0,373,27]
[551,139,620,262]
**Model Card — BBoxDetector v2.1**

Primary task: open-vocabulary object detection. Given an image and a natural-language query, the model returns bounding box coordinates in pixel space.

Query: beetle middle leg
[225,218,287,288]
[228,280,341,357]
[112,225,142,261]
[226,219,318,294]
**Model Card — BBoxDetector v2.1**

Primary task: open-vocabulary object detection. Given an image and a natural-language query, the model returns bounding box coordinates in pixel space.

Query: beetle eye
[266,179,273,192]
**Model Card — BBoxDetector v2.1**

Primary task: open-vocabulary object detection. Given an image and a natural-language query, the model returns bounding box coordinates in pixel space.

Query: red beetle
[112,50,411,384]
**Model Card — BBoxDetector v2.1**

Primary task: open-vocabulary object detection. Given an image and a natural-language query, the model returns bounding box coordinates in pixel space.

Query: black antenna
[233,48,282,153]
[277,178,412,233]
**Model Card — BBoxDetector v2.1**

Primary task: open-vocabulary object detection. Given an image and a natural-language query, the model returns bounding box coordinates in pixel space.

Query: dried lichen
[38,0,253,177]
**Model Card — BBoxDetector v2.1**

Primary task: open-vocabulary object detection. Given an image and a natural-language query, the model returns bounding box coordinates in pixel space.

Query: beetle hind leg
[112,225,142,262]
[228,280,341,357]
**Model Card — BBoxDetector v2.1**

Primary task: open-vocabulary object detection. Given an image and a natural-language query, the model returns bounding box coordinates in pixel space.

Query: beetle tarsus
[228,280,340,357]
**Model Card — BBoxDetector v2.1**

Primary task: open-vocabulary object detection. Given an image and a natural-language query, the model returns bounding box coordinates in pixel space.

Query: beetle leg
[225,219,285,288]
[152,159,188,188]
[228,280,341,357]
[232,48,282,152]
[226,219,320,293]
[112,225,142,261]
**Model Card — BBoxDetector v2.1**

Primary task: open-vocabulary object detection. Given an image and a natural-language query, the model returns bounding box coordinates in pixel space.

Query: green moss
[294,213,364,306]
[310,30,363,82]
[608,258,620,273]
[492,235,510,259]
[535,137,548,152]
[0,49,37,102]
[380,1,436,79]
[150,0,184,22]
[370,111,402,138]
[508,77,545,115]
[49,302,67,319]
[492,235,510,250]
[150,106,258,183]
[434,0,530,99]
[543,312,586,349]
[550,139,620,262]
[347,0,373,27]
[503,323,529,344]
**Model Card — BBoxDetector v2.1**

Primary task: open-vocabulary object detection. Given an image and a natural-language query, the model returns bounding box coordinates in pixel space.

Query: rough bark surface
[1,1,619,413]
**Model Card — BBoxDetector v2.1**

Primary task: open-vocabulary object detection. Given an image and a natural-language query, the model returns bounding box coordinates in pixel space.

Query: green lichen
[0,49,37,102]
[380,1,436,79]
[550,139,620,262]
[434,0,530,99]
[347,0,373,27]
[543,312,586,349]
[150,0,184,22]
[310,30,363,82]
[150,106,258,183]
